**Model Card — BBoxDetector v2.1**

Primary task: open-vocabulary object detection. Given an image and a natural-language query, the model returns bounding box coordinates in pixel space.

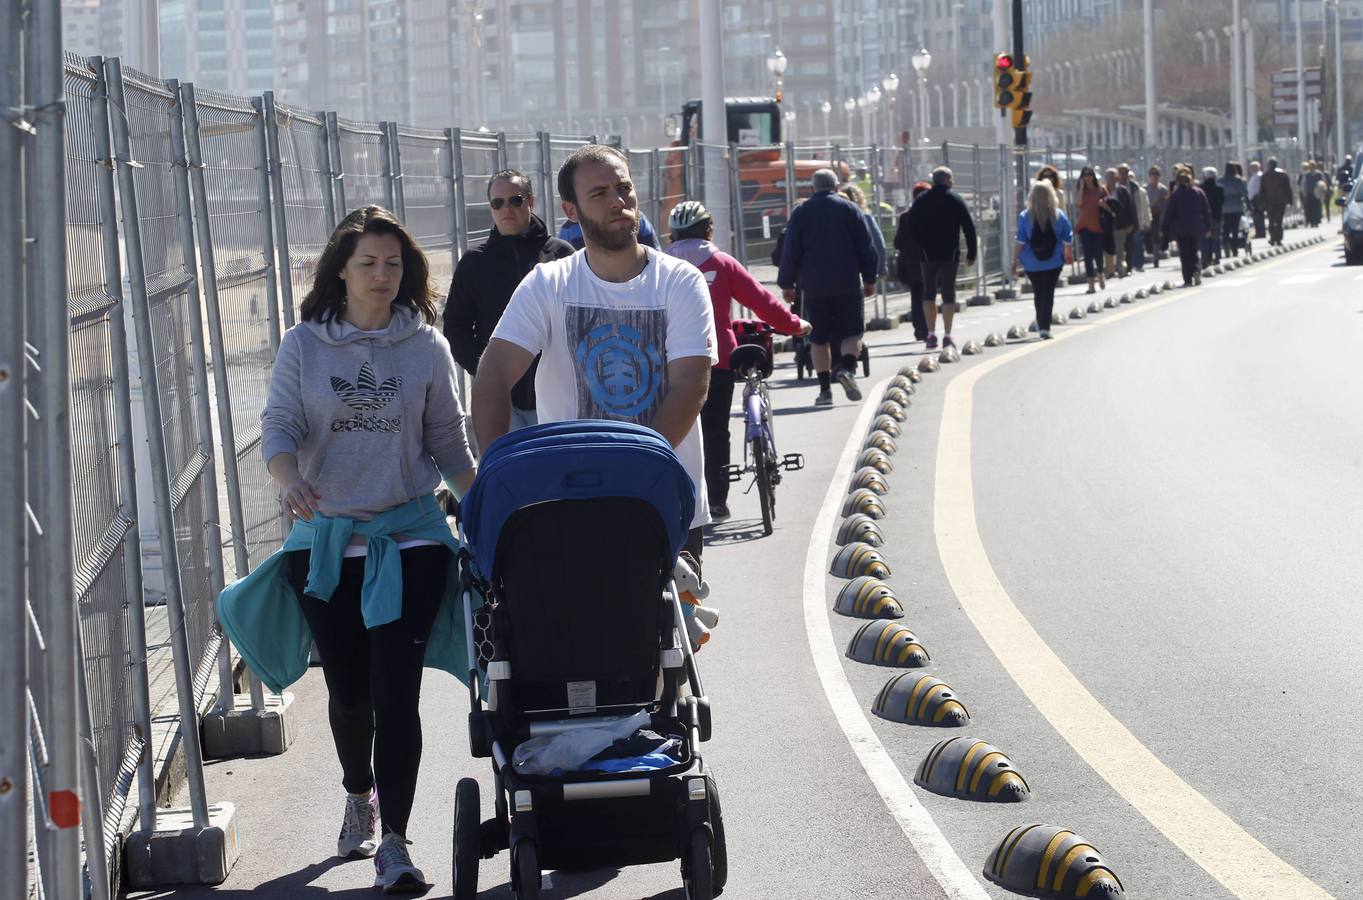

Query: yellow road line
[933,244,1334,899]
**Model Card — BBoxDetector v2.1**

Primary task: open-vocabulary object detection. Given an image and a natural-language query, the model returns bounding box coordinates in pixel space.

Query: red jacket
[668,240,802,371]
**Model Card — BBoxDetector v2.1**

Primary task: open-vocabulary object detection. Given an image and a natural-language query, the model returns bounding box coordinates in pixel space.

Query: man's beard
[578,207,638,251]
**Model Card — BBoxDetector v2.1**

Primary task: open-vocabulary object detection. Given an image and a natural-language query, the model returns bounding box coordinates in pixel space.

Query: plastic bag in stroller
[454,420,727,899]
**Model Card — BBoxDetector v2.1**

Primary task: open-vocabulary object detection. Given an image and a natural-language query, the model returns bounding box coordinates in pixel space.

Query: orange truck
[662,97,849,257]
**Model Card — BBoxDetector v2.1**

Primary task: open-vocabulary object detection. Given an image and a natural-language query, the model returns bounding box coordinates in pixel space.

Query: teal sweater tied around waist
[216,494,473,694]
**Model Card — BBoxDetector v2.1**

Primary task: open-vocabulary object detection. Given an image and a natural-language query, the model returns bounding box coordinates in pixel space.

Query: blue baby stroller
[455,421,727,899]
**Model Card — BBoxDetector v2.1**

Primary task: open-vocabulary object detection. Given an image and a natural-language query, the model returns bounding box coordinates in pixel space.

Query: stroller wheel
[452,778,480,900]
[707,772,728,893]
[513,839,540,899]
[683,828,715,900]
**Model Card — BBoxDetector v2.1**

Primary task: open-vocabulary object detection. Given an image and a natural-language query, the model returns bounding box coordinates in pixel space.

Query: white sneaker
[373,832,427,894]
[337,790,379,859]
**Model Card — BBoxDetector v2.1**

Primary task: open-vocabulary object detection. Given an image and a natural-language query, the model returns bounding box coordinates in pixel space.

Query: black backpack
[1029,217,1058,260]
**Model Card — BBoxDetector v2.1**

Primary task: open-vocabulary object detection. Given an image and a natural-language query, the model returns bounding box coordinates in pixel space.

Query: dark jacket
[777,190,878,299]
[1161,184,1212,238]
[442,214,574,410]
[893,207,925,286]
[1258,169,1294,211]
[904,184,978,263]
[1111,182,1138,229]
[1200,177,1225,220]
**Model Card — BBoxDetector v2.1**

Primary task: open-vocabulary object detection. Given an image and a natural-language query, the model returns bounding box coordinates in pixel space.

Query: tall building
[155,0,274,96]
[62,0,102,58]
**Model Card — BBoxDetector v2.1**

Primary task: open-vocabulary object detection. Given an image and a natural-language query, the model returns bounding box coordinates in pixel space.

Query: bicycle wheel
[752,434,774,536]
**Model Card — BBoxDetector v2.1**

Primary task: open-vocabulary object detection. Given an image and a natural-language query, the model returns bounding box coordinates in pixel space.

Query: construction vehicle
[661,98,849,257]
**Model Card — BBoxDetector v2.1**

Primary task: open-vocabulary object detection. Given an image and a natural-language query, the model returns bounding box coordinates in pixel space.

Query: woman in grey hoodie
[261,206,475,892]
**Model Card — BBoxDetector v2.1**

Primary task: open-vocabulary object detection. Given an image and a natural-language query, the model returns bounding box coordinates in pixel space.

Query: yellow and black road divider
[824,363,1132,896]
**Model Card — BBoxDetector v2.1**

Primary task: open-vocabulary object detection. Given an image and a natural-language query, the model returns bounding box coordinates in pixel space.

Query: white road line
[931,250,1334,899]
[1204,276,1258,288]
[1279,273,1329,284]
[802,376,991,900]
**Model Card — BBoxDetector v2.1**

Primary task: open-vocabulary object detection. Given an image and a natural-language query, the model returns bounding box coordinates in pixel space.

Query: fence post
[651,147,663,234]
[727,142,748,263]
[496,130,508,170]
[110,61,212,833]
[0,0,29,892]
[784,141,797,215]
[88,55,158,850]
[326,111,347,218]
[178,83,248,718]
[261,92,298,329]
[451,128,469,259]
[538,131,555,232]
[387,121,405,222]
[31,6,83,896]
[969,144,990,305]
[107,57,239,885]
[378,121,396,212]
[996,143,1017,299]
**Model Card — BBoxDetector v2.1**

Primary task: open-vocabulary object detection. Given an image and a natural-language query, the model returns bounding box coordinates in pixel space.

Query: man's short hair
[1148,165,1161,176]
[931,166,953,186]
[557,144,630,205]
[811,168,839,191]
[487,169,533,201]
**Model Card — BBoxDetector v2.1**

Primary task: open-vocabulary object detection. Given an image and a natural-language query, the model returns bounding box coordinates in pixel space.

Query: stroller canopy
[460,420,696,580]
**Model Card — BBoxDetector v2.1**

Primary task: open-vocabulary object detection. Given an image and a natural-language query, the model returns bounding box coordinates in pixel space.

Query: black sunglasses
[489,195,526,210]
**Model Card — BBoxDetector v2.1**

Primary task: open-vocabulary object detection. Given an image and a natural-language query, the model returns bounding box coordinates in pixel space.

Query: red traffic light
[995,53,1014,70]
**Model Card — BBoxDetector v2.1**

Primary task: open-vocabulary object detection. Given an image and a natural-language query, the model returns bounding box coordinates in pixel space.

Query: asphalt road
[126,224,1358,899]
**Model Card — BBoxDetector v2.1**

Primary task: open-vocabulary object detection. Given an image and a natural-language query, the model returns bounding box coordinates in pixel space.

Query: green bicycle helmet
[668,200,712,232]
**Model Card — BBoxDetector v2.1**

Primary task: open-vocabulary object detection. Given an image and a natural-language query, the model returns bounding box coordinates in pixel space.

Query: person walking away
[777,168,878,406]
[1119,164,1149,272]
[1074,166,1108,293]
[665,200,810,522]
[904,166,977,350]
[1013,180,1073,340]
[1218,162,1248,257]
[442,170,574,443]
[1258,157,1293,246]
[1246,160,1266,239]
[1162,170,1212,287]
[894,181,933,340]
[1199,168,1225,267]
[1145,166,1169,267]
[1316,162,1333,224]
[472,144,716,567]
[253,206,477,892]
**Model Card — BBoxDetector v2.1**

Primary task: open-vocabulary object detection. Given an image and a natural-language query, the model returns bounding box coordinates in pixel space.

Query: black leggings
[288,545,449,838]
[1025,267,1062,330]
[699,367,738,507]
[1175,235,1201,284]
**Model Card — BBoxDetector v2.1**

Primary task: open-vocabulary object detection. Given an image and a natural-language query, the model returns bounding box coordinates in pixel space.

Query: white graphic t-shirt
[491,247,718,528]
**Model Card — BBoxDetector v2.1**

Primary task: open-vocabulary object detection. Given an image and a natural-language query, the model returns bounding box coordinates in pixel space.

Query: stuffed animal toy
[674,553,719,650]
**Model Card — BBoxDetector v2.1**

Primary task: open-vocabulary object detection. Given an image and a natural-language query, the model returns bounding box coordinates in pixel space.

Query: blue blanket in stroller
[460,420,695,582]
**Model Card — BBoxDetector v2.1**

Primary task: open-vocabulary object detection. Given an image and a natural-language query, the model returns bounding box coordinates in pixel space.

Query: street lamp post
[784,108,797,144]
[821,100,832,140]
[868,85,882,145]
[1326,0,1345,162]
[882,73,900,145]
[912,47,932,143]
[1244,19,1256,149]
[767,47,788,105]
[844,97,857,143]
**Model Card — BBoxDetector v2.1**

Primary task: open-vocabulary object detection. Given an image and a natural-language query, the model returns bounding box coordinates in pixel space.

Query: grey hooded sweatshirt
[261,305,474,521]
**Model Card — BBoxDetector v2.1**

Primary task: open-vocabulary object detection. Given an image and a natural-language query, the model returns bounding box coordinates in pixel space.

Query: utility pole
[699,0,731,252]
[1231,0,1244,161]
[1296,0,1307,154]
[1012,0,1026,203]
[1333,0,1346,163]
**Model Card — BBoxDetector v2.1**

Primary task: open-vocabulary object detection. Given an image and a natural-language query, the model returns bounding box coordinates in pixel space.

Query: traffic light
[994,53,1017,109]
[1012,56,1033,112]
[1011,108,1033,129]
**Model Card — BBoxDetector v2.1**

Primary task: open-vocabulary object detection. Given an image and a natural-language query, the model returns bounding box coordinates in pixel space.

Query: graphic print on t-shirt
[329,361,403,432]
[567,304,666,423]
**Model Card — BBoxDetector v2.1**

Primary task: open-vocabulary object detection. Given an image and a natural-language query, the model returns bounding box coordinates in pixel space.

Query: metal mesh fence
[269,102,332,328]
[331,117,391,216]
[393,126,457,299]
[454,130,503,249]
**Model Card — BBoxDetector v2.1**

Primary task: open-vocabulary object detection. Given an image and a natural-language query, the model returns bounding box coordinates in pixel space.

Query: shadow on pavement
[125,858,371,898]
[704,518,766,546]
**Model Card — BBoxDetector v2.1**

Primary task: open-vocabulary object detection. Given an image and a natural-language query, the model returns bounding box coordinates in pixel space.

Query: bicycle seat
[728,343,770,378]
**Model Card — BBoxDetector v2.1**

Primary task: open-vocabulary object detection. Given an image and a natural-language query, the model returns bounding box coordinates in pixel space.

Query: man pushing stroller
[471,144,721,646]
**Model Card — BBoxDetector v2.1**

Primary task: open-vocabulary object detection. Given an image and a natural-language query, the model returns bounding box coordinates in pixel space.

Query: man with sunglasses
[442,169,574,439]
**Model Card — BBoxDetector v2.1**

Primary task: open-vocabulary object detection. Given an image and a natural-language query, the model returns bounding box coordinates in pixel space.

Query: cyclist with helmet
[667,200,810,523]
